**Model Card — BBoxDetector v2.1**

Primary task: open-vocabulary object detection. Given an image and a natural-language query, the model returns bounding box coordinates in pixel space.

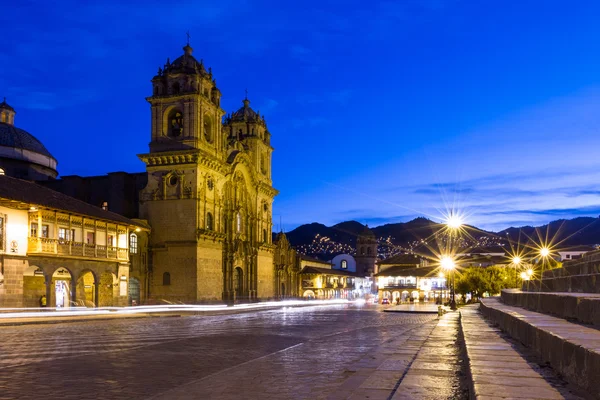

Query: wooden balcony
[28,237,128,261]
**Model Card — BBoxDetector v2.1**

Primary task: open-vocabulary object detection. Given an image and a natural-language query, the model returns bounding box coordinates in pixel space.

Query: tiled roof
[0,175,146,228]
[299,266,359,277]
[375,265,439,278]
[0,123,55,158]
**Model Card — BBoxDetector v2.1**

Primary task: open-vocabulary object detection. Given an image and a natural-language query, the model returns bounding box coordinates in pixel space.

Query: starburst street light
[540,247,550,257]
[511,256,522,289]
[440,256,455,271]
[445,214,463,230]
[440,255,456,310]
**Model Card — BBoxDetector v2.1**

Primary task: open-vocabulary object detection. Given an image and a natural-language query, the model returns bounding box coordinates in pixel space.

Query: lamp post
[539,247,550,292]
[441,256,456,310]
[512,256,521,289]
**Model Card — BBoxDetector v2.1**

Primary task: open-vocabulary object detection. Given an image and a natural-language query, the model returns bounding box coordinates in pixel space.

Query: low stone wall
[481,298,600,397]
[525,273,600,293]
[501,289,600,327]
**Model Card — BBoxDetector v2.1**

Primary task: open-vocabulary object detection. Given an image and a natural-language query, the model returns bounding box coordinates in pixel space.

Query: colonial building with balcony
[0,175,148,308]
[299,256,359,299]
[375,254,447,303]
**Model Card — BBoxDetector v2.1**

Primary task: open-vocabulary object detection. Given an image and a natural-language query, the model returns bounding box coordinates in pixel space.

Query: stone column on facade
[68,215,72,255]
[45,274,52,309]
[94,279,99,307]
[70,275,76,307]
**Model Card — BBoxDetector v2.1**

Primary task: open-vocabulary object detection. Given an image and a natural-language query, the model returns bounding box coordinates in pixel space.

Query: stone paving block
[473,383,564,399]
[359,370,404,390]
[347,388,391,399]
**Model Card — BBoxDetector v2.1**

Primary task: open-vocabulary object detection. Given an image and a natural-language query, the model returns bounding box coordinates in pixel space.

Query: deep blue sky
[3,0,600,231]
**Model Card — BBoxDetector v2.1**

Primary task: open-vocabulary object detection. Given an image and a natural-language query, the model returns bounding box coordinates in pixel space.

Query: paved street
[0,303,447,400]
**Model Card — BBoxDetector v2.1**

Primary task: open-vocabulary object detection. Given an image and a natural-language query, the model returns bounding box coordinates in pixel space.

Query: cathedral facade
[137,44,278,304]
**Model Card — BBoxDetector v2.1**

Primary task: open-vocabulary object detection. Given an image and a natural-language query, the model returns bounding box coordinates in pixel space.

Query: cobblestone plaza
[0,304,450,399]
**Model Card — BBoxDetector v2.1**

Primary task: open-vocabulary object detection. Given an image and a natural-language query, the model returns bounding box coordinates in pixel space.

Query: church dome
[0,99,58,180]
[158,45,209,77]
[359,224,376,239]
[0,123,54,158]
[225,98,266,125]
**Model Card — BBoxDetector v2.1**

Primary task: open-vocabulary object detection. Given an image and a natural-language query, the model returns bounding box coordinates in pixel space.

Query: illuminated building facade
[138,43,278,304]
[0,175,148,308]
[375,254,447,303]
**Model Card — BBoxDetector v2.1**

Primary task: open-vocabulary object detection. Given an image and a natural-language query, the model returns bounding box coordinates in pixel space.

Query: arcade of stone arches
[22,263,138,308]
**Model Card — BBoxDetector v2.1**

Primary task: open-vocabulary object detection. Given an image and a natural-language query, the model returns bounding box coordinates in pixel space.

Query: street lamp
[512,256,521,289]
[538,247,550,292]
[441,255,456,310]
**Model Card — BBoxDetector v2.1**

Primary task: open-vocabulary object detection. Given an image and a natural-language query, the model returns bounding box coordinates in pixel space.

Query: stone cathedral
[138,43,278,304]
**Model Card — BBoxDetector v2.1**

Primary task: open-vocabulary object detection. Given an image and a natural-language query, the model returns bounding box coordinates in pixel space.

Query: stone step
[502,289,600,328]
[480,297,600,398]
[460,304,583,399]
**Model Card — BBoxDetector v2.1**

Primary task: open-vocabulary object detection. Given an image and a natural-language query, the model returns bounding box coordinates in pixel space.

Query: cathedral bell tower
[355,225,378,277]
[147,43,225,154]
[223,96,273,183]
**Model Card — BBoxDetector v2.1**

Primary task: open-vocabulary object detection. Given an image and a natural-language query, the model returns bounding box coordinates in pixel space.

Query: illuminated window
[58,228,75,242]
[101,201,108,211]
[206,212,213,230]
[129,233,138,254]
[0,167,4,175]
[163,272,171,286]
[31,224,49,238]
[341,260,348,269]
[107,235,114,247]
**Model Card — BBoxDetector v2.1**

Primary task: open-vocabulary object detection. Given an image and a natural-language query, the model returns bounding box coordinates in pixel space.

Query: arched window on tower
[361,247,365,255]
[163,272,171,286]
[206,212,214,231]
[367,247,372,256]
[236,212,242,233]
[341,260,348,269]
[263,229,267,243]
[172,82,180,94]
[168,110,183,137]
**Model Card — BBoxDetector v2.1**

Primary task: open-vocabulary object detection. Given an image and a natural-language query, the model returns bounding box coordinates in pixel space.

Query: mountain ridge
[280,216,600,259]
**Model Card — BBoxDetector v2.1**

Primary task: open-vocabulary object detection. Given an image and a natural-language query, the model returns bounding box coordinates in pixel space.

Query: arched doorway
[280,282,286,298]
[76,270,96,307]
[52,268,73,308]
[303,290,315,298]
[98,272,118,307]
[22,265,46,308]
[129,277,140,306]
[233,267,243,300]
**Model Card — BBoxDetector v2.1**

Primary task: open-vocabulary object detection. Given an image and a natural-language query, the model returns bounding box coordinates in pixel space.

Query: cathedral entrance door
[234,267,243,301]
